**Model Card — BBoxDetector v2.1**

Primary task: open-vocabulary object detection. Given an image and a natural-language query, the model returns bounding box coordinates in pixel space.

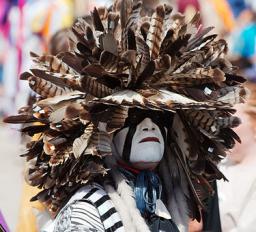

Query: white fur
[112,169,151,232]
[104,183,136,232]
[105,156,150,232]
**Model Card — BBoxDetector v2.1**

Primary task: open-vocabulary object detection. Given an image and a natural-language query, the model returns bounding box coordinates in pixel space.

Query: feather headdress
[5,0,247,221]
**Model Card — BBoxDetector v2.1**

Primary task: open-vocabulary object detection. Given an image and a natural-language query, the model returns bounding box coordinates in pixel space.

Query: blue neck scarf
[118,167,162,215]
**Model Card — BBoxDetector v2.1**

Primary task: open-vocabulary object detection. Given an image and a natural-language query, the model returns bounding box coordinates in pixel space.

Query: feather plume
[92,7,105,32]
[121,1,142,50]
[135,36,150,73]
[32,53,77,75]
[80,75,113,97]
[73,123,94,158]
[218,86,248,104]
[120,0,133,28]
[28,74,72,98]
[146,5,165,59]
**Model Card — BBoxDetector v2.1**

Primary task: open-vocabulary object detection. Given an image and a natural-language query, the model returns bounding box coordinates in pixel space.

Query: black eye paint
[122,125,137,162]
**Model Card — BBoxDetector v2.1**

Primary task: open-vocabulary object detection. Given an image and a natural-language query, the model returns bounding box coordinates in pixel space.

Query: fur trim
[105,155,150,232]
[112,169,151,232]
[104,183,136,232]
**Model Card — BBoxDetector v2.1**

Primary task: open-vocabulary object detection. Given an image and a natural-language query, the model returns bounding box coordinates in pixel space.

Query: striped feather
[217,116,241,128]
[139,20,150,41]
[218,86,248,104]
[169,13,186,42]
[203,40,228,66]
[106,107,129,133]
[80,75,113,98]
[185,110,218,135]
[120,0,133,28]
[72,18,96,48]
[100,51,119,72]
[151,72,224,87]
[121,1,142,50]
[58,52,84,74]
[172,114,194,161]
[136,36,150,73]
[163,4,173,33]
[186,12,200,34]
[28,75,72,98]
[146,5,165,59]
[186,26,214,51]
[32,54,77,75]
[73,123,94,158]
[86,131,112,156]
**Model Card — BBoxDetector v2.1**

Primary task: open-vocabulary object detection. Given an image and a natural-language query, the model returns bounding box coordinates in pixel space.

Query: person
[4,0,247,231]
[217,83,256,231]
[227,0,248,18]
[228,9,256,82]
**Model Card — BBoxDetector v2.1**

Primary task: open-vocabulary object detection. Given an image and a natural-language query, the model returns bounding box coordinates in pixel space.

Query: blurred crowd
[1,0,256,232]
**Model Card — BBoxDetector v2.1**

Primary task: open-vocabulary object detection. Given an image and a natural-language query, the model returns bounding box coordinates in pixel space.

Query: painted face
[113,117,165,170]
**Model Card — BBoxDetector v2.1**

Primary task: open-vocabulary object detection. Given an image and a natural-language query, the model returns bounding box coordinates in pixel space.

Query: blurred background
[0,0,256,231]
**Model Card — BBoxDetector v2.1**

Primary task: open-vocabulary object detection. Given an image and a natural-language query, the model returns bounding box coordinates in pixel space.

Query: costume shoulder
[54,199,104,232]
[54,183,124,232]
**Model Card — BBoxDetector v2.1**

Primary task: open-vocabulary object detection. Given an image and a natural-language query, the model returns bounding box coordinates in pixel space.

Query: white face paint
[113,117,165,170]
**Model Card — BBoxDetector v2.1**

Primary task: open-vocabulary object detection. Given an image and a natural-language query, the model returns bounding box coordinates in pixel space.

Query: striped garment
[53,184,125,232]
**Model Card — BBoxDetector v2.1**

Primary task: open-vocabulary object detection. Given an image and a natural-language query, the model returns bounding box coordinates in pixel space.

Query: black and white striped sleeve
[54,199,105,232]
[70,199,105,232]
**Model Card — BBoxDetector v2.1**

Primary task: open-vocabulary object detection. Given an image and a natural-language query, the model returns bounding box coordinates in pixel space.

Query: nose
[141,118,156,131]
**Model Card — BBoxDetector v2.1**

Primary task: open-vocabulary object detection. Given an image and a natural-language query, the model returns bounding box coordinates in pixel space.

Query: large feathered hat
[5,0,247,219]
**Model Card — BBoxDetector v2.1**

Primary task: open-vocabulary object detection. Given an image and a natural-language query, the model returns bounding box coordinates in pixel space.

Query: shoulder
[53,184,105,232]
[72,199,105,231]
[54,198,105,232]
[54,183,124,232]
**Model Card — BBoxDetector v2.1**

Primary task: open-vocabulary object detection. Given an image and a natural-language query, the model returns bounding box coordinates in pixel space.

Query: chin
[131,143,163,159]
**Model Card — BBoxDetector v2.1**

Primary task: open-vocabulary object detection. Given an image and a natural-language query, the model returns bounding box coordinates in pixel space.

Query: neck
[117,160,141,174]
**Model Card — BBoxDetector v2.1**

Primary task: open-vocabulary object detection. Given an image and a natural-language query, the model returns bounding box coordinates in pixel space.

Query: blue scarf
[118,167,162,215]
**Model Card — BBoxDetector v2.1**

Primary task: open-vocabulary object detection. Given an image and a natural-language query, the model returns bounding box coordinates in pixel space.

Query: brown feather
[120,0,133,28]
[80,75,113,98]
[106,106,128,133]
[85,131,112,156]
[106,12,120,42]
[72,123,94,158]
[99,51,119,72]
[121,1,142,50]
[91,7,105,32]
[33,54,77,75]
[28,75,72,98]
[136,36,150,73]
[146,5,165,59]
[3,114,39,124]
